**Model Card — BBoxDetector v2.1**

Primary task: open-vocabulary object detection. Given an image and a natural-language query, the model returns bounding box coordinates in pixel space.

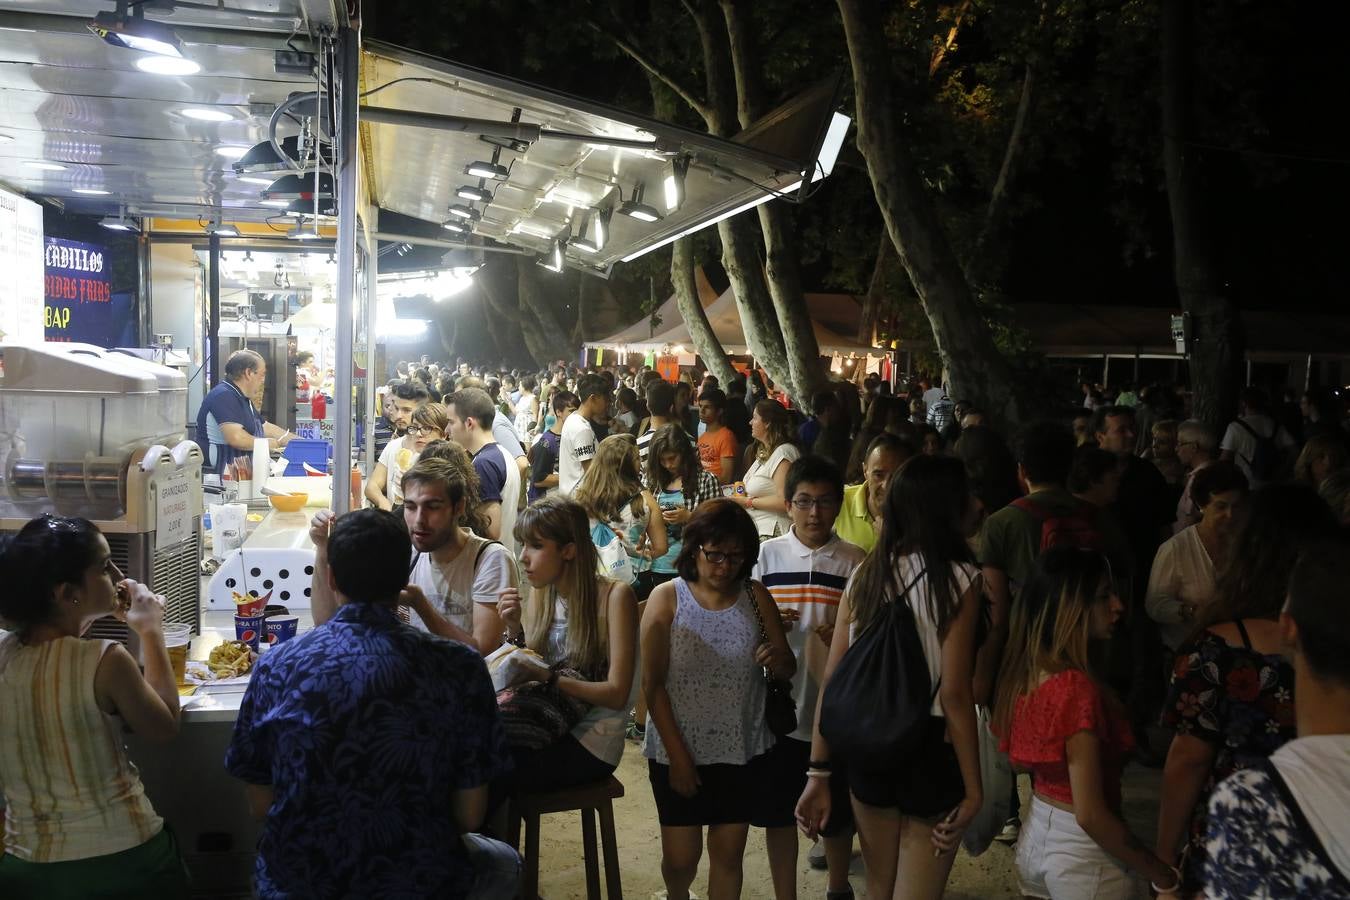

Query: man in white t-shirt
[305,458,514,656]
[1204,541,1350,898]
[558,374,609,496]
[1219,387,1295,486]
[752,455,866,900]
[445,387,520,553]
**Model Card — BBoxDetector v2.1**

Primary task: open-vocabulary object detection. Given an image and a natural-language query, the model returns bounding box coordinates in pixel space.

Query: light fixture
[465,160,509,180]
[571,207,610,254]
[618,182,662,222]
[88,9,183,58]
[811,112,851,182]
[260,199,290,208]
[619,179,802,263]
[537,240,565,273]
[287,221,321,241]
[285,198,337,217]
[24,161,68,171]
[442,220,468,233]
[73,188,110,196]
[261,171,335,202]
[205,216,239,237]
[455,185,493,203]
[447,204,481,222]
[135,56,199,76]
[181,107,234,122]
[232,136,332,175]
[99,211,139,232]
[238,175,274,186]
[662,157,689,212]
[215,146,250,160]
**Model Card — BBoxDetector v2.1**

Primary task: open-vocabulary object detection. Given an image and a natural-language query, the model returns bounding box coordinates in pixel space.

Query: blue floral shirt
[225,602,512,899]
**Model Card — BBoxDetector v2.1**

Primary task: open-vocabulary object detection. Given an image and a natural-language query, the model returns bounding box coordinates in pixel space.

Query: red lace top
[999,669,1135,810]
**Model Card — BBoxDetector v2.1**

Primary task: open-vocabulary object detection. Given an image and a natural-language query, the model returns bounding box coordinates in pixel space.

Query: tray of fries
[185,640,258,690]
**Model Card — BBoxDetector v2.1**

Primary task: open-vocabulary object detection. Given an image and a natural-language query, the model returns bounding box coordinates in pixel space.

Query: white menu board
[0,187,44,345]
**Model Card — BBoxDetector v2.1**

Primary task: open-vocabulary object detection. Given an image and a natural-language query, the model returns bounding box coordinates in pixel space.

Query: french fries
[207,640,257,679]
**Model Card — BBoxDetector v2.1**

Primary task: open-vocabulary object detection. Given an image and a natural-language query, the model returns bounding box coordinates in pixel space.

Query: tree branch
[929,0,973,80]
[586,17,711,122]
[972,59,1037,264]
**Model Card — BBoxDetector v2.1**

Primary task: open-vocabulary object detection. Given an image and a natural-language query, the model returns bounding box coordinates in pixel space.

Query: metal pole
[332,25,360,515]
[208,233,220,387]
[364,207,379,477]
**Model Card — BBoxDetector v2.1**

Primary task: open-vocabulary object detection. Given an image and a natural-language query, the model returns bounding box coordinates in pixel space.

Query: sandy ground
[529,741,1163,899]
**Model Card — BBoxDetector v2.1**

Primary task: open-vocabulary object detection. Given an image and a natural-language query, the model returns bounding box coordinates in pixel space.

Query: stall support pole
[332,24,360,516]
[364,208,379,471]
[208,233,220,387]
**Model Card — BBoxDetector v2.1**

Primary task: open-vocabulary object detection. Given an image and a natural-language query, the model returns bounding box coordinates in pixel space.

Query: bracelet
[747,496,755,509]
[805,769,831,779]
[502,629,525,648]
[808,759,832,770]
[1150,865,1182,895]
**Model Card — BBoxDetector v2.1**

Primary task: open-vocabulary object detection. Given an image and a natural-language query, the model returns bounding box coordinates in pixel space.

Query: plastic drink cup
[234,614,263,650]
[162,623,192,683]
[264,614,299,646]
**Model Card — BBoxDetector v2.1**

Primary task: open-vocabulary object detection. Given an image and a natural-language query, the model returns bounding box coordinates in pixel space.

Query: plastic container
[281,439,332,476]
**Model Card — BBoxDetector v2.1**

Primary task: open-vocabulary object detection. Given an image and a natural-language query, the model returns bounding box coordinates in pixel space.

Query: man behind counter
[196,349,292,474]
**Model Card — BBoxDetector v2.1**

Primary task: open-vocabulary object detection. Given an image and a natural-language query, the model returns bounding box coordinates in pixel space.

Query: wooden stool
[507,775,624,900]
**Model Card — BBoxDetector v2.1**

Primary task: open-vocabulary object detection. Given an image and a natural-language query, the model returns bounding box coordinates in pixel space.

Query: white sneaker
[993,817,1021,844]
[651,892,699,900]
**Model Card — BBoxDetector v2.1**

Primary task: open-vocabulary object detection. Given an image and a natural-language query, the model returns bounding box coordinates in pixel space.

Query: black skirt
[648,751,773,827]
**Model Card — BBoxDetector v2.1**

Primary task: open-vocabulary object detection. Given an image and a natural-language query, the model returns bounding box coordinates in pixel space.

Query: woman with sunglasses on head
[642,499,795,900]
[796,454,983,900]
[993,548,1176,899]
[0,516,188,896]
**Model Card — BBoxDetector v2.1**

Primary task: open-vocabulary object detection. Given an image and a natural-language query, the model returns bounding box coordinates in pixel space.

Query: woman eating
[0,515,188,896]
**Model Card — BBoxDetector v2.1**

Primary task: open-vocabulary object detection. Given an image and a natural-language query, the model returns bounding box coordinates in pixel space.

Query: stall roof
[0,5,845,273]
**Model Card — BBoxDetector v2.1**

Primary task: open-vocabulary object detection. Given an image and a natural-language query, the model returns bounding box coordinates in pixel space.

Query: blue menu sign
[44,236,123,345]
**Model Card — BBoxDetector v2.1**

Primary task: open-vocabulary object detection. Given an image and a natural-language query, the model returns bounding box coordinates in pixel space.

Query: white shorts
[1016,795,1145,900]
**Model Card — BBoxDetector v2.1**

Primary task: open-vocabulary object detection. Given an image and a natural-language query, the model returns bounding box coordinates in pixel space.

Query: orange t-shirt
[697,427,738,478]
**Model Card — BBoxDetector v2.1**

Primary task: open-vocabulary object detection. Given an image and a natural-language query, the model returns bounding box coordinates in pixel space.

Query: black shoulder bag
[747,581,798,738]
[818,567,937,772]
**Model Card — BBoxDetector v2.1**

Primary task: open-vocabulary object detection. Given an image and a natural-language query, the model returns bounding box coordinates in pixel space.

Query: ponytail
[0,515,104,632]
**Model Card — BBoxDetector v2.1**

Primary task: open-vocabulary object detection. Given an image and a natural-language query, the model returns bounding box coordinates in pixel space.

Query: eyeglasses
[790,496,840,511]
[407,425,443,437]
[699,547,746,567]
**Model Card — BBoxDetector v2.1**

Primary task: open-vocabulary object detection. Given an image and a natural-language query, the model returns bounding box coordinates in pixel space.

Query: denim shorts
[1016,795,1145,900]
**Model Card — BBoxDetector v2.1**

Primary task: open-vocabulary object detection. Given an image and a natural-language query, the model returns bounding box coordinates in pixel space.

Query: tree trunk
[673,237,737,386]
[720,0,826,404]
[858,227,892,344]
[1161,0,1242,432]
[837,0,1029,428]
[972,60,1037,273]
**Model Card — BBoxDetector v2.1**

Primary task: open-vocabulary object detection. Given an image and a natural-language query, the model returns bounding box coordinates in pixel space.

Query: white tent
[586,287,883,358]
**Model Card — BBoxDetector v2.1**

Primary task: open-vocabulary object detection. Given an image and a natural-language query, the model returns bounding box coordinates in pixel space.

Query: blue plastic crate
[281,439,331,476]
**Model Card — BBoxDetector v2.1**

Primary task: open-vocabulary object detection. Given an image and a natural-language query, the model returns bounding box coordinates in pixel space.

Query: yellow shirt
[834,483,877,554]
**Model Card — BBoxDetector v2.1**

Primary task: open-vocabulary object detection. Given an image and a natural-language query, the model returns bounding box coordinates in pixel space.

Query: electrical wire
[360,76,464,99]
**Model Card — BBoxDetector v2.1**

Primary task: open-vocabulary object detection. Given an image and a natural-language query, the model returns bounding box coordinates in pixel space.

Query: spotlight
[442,220,468,233]
[233,136,331,175]
[537,240,565,273]
[662,157,689,212]
[455,185,493,203]
[619,182,662,223]
[262,171,335,202]
[205,216,240,237]
[287,220,321,241]
[88,9,183,58]
[447,204,481,222]
[99,212,139,232]
[571,207,611,254]
[135,56,200,76]
[465,160,509,180]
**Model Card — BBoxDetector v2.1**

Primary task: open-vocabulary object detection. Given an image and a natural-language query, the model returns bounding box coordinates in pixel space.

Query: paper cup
[234,592,267,617]
[265,614,299,646]
[234,614,263,650]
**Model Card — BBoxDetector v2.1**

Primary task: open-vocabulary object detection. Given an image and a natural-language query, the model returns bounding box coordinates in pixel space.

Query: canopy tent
[586,288,883,357]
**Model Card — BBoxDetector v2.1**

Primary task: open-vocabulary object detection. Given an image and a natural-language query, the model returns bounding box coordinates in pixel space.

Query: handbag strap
[746,580,770,647]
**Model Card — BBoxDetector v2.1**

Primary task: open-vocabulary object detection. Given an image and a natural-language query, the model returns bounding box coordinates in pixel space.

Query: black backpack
[1235,418,1281,482]
[819,568,936,772]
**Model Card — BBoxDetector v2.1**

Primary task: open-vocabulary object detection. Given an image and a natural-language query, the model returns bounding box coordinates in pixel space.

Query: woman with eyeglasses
[796,454,983,900]
[732,400,801,540]
[0,516,188,896]
[408,401,448,454]
[993,548,1176,899]
[642,499,795,900]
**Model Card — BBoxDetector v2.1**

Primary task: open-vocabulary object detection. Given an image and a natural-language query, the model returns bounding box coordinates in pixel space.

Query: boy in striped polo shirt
[752,455,866,900]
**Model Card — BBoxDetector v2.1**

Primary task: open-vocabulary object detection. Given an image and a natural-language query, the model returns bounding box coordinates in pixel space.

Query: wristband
[1150,865,1182,895]
[805,769,831,779]
[503,629,525,648]
[808,759,832,770]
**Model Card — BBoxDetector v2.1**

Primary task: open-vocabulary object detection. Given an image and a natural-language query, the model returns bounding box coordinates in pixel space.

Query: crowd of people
[2,354,1349,899]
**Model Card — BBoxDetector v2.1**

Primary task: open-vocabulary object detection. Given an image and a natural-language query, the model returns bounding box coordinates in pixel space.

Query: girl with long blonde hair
[574,434,668,588]
[497,496,639,791]
[993,548,1180,899]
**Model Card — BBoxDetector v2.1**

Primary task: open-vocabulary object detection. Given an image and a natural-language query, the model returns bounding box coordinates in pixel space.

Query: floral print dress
[1161,619,1297,890]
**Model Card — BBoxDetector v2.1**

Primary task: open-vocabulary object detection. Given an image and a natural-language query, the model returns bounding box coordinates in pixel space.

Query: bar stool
[507,775,624,900]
